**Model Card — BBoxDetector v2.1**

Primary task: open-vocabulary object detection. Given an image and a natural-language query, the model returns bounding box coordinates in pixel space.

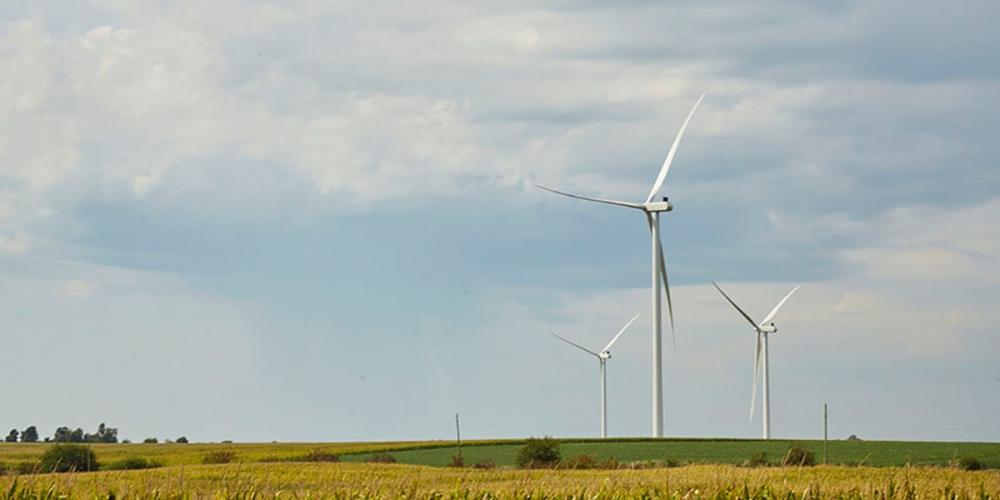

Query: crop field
[3,438,999,469]
[342,439,1000,468]
[1,462,999,498]
[1,440,998,498]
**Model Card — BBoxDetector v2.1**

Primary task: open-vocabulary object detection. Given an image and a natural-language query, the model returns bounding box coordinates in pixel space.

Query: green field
[340,438,1000,468]
[2,438,998,470]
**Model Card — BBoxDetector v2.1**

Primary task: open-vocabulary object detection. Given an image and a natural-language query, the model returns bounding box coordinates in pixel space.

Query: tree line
[4,423,188,444]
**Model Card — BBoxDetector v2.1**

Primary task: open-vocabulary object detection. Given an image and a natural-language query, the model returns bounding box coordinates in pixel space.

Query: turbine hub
[600,351,611,360]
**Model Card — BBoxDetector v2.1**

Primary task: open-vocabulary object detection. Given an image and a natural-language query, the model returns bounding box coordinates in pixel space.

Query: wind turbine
[549,314,640,438]
[537,94,705,437]
[711,281,800,440]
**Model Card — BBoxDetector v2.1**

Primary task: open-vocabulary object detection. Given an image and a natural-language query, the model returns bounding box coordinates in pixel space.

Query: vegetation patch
[367,453,397,464]
[202,451,237,464]
[103,457,162,471]
[516,436,561,468]
[39,444,98,473]
[742,452,771,467]
[782,446,816,467]
[955,456,984,471]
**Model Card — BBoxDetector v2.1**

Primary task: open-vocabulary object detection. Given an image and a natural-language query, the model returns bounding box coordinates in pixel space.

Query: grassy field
[1,462,998,498]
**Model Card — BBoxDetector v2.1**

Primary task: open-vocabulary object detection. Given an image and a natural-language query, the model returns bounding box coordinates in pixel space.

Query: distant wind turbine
[549,314,640,438]
[537,94,706,437]
[711,281,800,440]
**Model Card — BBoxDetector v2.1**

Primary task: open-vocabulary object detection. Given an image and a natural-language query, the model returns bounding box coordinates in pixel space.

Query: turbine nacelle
[758,323,777,334]
[643,198,673,213]
[599,351,611,360]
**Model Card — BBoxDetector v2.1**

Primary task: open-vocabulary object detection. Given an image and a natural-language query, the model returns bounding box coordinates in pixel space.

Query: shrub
[516,437,561,469]
[742,452,770,467]
[202,451,236,464]
[782,446,816,467]
[298,450,340,463]
[559,454,619,470]
[142,438,158,444]
[367,453,397,464]
[176,437,189,444]
[39,444,99,473]
[449,454,465,467]
[13,462,38,475]
[103,457,161,470]
[472,458,497,469]
[956,457,984,471]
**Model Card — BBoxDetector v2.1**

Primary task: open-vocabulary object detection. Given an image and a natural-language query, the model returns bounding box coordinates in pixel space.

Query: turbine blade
[659,238,676,349]
[646,215,677,348]
[548,331,600,357]
[759,285,801,326]
[750,331,761,421]
[711,281,761,330]
[602,313,640,353]
[535,184,644,210]
[645,93,706,203]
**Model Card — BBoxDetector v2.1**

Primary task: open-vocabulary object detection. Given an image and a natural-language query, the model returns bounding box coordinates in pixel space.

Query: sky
[1,1,998,443]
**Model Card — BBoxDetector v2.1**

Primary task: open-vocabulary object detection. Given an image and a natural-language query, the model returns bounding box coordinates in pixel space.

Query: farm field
[1,462,998,498]
[2,438,999,469]
[342,438,1000,468]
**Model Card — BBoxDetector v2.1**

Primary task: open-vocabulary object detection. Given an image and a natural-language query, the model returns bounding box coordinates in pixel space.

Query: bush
[297,450,340,462]
[39,444,99,473]
[742,452,770,467]
[103,457,161,470]
[623,459,681,469]
[956,457,984,471]
[782,446,816,466]
[142,438,158,444]
[449,454,465,467]
[13,462,38,475]
[516,437,561,469]
[176,437,189,444]
[559,454,619,470]
[367,453,397,464]
[472,458,497,469]
[202,451,236,464]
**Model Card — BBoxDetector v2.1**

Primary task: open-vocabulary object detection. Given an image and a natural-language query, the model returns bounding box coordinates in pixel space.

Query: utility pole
[823,403,829,465]
[455,413,462,460]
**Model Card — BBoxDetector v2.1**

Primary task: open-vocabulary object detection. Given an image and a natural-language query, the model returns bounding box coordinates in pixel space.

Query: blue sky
[1,1,998,443]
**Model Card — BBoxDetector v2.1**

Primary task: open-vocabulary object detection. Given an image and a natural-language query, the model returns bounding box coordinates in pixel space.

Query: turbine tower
[711,281,800,439]
[537,94,705,437]
[548,314,639,438]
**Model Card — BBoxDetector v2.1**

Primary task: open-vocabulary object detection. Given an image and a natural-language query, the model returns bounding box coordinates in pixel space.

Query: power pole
[823,403,829,465]
[455,413,462,460]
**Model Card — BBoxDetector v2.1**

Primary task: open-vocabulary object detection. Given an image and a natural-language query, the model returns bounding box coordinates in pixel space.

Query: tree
[143,438,158,444]
[84,423,118,443]
[176,436,189,444]
[53,427,85,443]
[21,426,39,443]
[4,429,18,443]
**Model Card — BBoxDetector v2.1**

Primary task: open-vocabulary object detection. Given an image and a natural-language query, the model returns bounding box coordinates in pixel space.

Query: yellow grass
[0,441,452,467]
[2,462,998,499]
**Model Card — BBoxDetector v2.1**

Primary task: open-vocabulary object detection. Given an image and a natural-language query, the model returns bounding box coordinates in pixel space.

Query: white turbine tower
[711,281,800,440]
[549,314,640,438]
[537,94,705,437]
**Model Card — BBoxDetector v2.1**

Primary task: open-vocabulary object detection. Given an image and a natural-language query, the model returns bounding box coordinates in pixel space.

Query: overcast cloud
[1,1,997,442]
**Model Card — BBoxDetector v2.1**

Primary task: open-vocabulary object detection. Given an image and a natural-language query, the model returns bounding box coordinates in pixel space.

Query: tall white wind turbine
[549,314,640,438]
[537,94,705,437]
[711,282,800,440]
